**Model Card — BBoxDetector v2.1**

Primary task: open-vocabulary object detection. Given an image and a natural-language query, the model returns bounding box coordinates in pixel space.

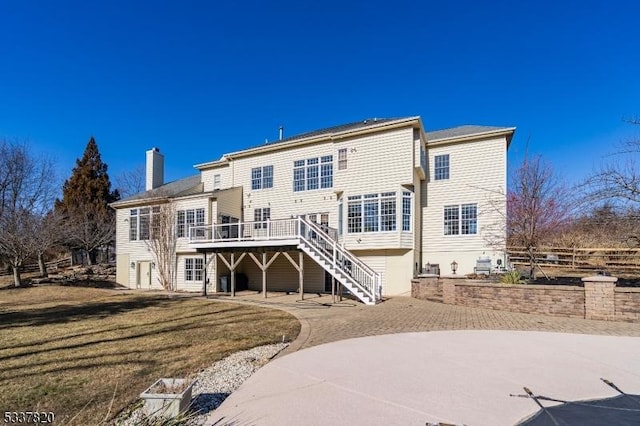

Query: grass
[0,285,300,425]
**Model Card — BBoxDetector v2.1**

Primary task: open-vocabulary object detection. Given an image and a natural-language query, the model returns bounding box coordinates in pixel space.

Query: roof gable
[111,174,202,207]
[426,125,515,142]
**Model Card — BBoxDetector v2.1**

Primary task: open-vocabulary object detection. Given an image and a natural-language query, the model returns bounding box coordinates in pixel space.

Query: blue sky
[1,0,639,189]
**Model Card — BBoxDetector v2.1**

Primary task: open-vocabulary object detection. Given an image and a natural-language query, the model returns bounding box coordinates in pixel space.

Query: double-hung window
[320,156,333,188]
[129,209,138,241]
[444,204,477,235]
[380,192,396,231]
[213,174,221,190]
[363,194,379,232]
[293,160,305,192]
[338,148,347,170]
[347,196,362,233]
[293,156,333,191]
[444,205,459,235]
[185,258,204,282]
[251,166,273,190]
[434,154,450,180]
[307,158,319,190]
[461,203,478,235]
[402,191,412,231]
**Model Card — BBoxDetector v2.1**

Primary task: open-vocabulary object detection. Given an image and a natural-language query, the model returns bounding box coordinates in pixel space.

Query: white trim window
[213,174,221,190]
[434,154,450,180]
[129,207,159,241]
[129,209,138,240]
[444,204,477,235]
[293,156,333,191]
[338,148,347,170]
[402,191,412,231]
[320,155,333,188]
[177,208,205,238]
[347,192,397,233]
[254,207,270,230]
[461,203,478,235]
[347,195,362,233]
[185,257,204,282]
[251,165,273,190]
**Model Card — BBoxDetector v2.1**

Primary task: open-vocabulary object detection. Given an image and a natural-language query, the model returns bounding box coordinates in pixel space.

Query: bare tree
[66,209,116,266]
[116,164,146,198]
[144,202,177,291]
[508,155,572,278]
[32,211,68,277]
[583,117,640,206]
[0,140,57,286]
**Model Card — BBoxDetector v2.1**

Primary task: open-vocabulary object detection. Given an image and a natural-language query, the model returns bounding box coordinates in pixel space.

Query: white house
[111,117,514,304]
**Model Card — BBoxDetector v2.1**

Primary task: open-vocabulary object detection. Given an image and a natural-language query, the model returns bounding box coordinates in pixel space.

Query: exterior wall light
[130,262,136,269]
[451,260,458,275]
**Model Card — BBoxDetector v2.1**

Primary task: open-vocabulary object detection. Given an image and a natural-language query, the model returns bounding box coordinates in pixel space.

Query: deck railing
[189,217,381,303]
[189,218,299,242]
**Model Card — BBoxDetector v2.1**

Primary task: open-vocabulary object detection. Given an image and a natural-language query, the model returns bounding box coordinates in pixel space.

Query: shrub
[500,270,525,284]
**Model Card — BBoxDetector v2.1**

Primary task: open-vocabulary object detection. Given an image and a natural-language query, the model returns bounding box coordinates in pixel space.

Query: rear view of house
[111,117,514,304]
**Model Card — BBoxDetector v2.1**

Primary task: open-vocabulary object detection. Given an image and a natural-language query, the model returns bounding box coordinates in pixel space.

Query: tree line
[0,137,135,287]
[507,118,640,278]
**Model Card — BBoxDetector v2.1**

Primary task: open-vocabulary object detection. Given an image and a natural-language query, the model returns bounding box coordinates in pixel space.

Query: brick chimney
[146,147,164,191]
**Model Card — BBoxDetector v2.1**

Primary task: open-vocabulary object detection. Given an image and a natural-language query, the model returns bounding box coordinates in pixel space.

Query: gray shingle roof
[426,125,513,141]
[246,117,408,150]
[111,174,202,206]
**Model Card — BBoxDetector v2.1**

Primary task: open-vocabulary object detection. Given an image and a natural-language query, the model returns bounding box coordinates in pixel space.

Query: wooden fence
[0,257,72,276]
[508,247,640,272]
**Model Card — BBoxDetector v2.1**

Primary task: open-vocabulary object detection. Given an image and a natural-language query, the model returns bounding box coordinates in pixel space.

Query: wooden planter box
[140,378,194,418]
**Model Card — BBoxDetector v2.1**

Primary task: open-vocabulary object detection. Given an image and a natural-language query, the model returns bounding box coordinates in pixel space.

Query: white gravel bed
[189,342,288,423]
[115,342,288,425]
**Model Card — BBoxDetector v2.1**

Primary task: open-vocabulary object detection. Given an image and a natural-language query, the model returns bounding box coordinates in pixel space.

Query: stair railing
[297,216,380,302]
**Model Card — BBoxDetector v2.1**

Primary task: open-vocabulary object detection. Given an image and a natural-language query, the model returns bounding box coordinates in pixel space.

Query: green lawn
[0,285,300,425]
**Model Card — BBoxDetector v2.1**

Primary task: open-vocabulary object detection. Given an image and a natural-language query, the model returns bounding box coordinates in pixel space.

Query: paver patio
[207,291,640,354]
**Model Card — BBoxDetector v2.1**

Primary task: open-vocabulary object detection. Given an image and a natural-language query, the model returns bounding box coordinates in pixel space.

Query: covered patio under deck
[198,246,344,302]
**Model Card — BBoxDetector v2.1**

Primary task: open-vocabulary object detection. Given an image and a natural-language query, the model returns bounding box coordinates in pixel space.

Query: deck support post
[299,251,304,300]
[262,252,267,298]
[248,251,281,299]
[230,252,235,298]
[203,252,208,297]
[332,276,336,303]
[216,252,246,297]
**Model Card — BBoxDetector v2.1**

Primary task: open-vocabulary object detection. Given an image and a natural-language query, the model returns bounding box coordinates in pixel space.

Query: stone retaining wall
[615,287,640,322]
[411,275,639,322]
[411,276,440,299]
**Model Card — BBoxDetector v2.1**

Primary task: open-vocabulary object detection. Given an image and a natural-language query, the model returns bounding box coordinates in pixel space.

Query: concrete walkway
[204,292,640,425]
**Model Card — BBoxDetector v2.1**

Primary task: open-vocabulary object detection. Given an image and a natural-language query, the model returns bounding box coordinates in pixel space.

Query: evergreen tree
[55,137,120,264]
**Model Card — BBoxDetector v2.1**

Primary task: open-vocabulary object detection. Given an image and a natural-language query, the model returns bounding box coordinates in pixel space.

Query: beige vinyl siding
[215,186,242,221]
[334,127,414,193]
[175,253,216,292]
[174,197,210,252]
[385,249,414,296]
[351,250,387,295]
[115,208,154,288]
[116,254,130,286]
[238,252,324,293]
[201,164,231,192]
[421,135,507,275]
[353,249,413,296]
[232,140,338,228]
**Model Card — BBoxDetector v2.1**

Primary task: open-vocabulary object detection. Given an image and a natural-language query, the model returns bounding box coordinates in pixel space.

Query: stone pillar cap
[582,275,618,283]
